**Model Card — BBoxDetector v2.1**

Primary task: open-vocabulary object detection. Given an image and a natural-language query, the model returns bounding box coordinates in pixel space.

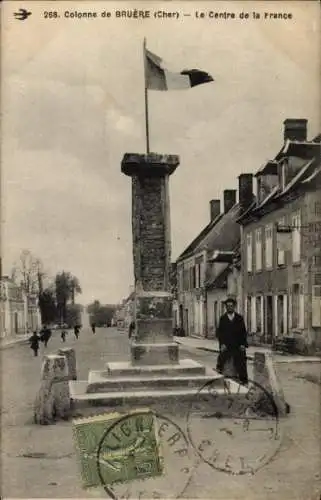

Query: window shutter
[274,295,278,337]
[247,234,252,272]
[312,286,321,327]
[283,294,288,334]
[299,293,305,329]
[251,297,256,332]
[288,293,292,329]
[276,217,285,265]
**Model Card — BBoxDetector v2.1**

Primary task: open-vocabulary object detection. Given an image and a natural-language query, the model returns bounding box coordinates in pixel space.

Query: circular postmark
[186,377,283,475]
[96,411,196,499]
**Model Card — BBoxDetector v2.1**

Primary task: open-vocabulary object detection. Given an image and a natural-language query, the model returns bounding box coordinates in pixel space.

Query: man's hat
[224,296,237,305]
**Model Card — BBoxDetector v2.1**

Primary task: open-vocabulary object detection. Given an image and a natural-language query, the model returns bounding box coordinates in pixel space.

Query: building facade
[206,254,242,338]
[238,119,321,352]
[0,277,41,339]
[176,250,207,337]
[176,175,253,338]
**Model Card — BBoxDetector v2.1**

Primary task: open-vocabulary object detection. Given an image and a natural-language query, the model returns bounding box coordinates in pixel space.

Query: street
[1,327,320,499]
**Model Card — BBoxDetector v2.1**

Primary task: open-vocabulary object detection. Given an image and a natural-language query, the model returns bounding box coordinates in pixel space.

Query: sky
[1,0,320,305]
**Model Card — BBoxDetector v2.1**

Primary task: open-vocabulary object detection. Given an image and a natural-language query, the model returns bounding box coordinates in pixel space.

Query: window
[195,262,202,288]
[255,229,262,271]
[292,212,301,263]
[313,255,321,267]
[195,264,199,289]
[183,269,189,291]
[189,267,196,289]
[265,224,273,269]
[292,284,304,329]
[198,262,204,288]
[178,269,184,293]
[246,233,253,272]
[315,202,321,216]
[277,218,285,266]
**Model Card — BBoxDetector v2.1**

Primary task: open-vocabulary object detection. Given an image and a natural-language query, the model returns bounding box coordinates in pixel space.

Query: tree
[38,287,57,325]
[65,303,83,328]
[70,276,82,305]
[11,250,41,298]
[55,271,82,324]
[87,301,116,327]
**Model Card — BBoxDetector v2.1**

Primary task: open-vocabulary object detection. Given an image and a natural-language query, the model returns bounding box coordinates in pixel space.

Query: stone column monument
[121,153,179,366]
[70,153,224,405]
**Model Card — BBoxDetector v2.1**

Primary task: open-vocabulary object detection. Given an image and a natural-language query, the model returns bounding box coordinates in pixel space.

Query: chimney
[238,173,253,209]
[223,190,236,213]
[283,118,307,142]
[210,199,220,221]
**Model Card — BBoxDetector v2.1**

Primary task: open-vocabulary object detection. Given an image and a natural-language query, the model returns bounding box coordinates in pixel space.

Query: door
[185,309,189,336]
[214,302,218,330]
[179,305,184,331]
[266,296,273,344]
[14,312,18,334]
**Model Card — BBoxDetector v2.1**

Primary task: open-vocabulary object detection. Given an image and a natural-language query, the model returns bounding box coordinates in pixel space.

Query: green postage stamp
[72,409,164,489]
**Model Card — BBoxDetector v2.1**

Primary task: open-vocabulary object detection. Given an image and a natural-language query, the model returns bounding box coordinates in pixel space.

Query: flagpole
[143,37,150,153]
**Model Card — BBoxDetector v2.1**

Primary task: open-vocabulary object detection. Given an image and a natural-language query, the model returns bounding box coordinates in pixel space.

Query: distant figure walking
[40,325,52,348]
[29,331,40,357]
[61,329,67,342]
[91,324,96,334]
[128,321,135,339]
[216,297,249,385]
[74,325,79,339]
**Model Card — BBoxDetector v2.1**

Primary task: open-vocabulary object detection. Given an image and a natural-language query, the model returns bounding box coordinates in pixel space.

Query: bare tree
[11,250,42,297]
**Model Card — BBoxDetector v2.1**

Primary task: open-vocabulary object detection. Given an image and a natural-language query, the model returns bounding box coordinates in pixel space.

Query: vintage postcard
[1,0,320,498]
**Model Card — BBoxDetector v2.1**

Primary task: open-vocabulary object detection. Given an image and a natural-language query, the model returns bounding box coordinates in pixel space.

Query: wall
[241,187,321,349]
[177,251,207,336]
[206,288,226,339]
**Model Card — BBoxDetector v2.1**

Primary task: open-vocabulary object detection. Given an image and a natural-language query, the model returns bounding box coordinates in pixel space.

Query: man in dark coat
[29,331,40,357]
[41,325,52,347]
[216,297,248,385]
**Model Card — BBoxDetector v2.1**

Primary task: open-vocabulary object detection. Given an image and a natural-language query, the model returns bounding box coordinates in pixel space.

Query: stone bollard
[34,354,71,425]
[252,351,289,417]
[57,347,77,380]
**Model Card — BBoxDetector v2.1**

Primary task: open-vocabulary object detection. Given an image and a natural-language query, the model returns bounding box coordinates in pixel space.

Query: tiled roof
[206,263,231,289]
[255,160,279,177]
[239,137,320,223]
[177,213,223,261]
[177,202,244,262]
[301,166,321,184]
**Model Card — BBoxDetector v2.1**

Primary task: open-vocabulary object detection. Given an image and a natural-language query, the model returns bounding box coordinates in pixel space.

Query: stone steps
[105,358,206,377]
[69,380,248,407]
[86,370,224,393]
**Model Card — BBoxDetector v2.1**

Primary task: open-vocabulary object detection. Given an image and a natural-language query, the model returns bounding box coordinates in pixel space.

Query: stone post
[34,354,70,424]
[121,153,179,365]
[58,347,77,380]
[253,351,289,416]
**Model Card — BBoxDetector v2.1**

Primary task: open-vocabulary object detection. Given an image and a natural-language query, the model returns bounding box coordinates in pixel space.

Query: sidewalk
[174,335,321,363]
[0,333,30,350]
